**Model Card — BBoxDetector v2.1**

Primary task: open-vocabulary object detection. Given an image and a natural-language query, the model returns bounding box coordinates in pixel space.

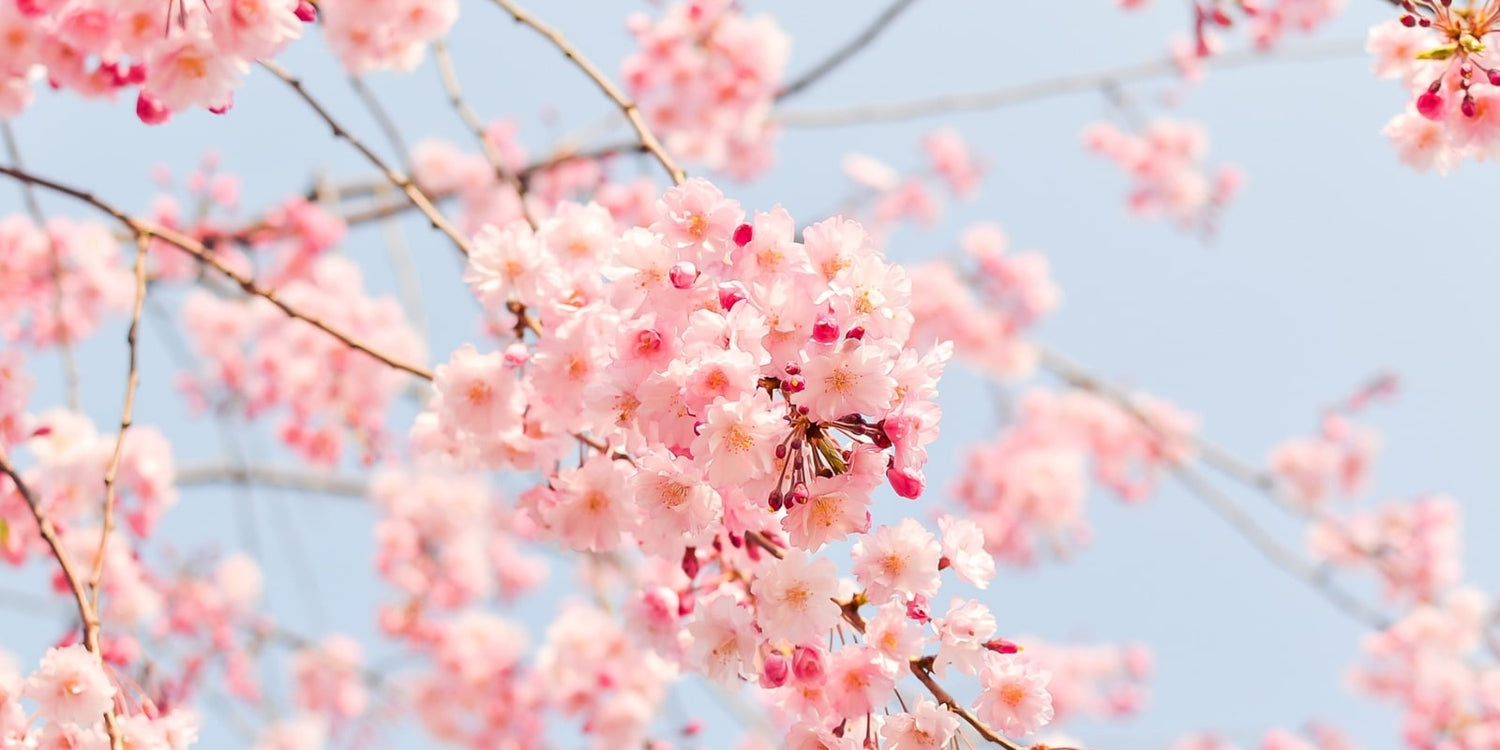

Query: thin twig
[1169,463,1391,630]
[1,123,80,410]
[777,0,921,100]
[91,234,149,614]
[490,0,686,185]
[258,60,472,256]
[431,38,538,229]
[0,165,434,381]
[0,453,122,748]
[776,38,1365,128]
[173,463,368,498]
[347,74,411,169]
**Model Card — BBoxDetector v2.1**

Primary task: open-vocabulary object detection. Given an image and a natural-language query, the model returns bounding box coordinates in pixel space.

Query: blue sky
[2,1,1496,747]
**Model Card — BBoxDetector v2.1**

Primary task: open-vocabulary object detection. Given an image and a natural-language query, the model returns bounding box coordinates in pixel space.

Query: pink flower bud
[670,261,699,289]
[209,93,234,115]
[733,223,754,247]
[906,594,930,623]
[984,638,1021,654]
[792,645,827,685]
[294,0,318,21]
[887,466,925,499]
[136,92,171,126]
[718,282,746,310]
[812,316,840,343]
[681,547,700,579]
[759,651,790,688]
[1417,91,1445,121]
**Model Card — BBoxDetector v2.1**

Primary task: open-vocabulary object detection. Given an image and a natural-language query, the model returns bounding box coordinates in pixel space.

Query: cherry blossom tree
[0,0,1492,749]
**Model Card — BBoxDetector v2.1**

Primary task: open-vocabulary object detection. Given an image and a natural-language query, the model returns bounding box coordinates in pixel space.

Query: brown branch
[258,60,472,257]
[91,234,149,615]
[777,0,921,100]
[489,0,687,186]
[0,165,435,381]
[431,38,538,230]
[0,453,122,748]
[1,123,80,410]
[910,657,1025,750]
[775,38,1365,128]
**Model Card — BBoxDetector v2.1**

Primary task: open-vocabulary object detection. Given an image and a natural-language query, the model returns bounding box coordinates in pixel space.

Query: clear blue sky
[2,1,1495,747]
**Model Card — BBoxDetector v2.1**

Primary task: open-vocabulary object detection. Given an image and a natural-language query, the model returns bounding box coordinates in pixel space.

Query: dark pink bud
[759,651,790,688]
[126,64,147,86]
[636,329,662,354]
[783,376,805,393]
[812,316,840,343]
[938,555,951,571]
[792,645,827,685]
[887,466,924,499]
[683,720,703,737]
[733,223,754,247]
[906,595,930,623]
[1400,14,1416,27]
[783,362,801,376]
[768,490,783,511]
[1462,95,1478,118]
[1417,91,1445,120]
[136,92,171,126]
[844,326,865,341]
[984,637,1021,654]
[682,547,700,579]
[670,261,698,289]
[717,283,746,310]
[294,0,318,21]
[208,92,234,115]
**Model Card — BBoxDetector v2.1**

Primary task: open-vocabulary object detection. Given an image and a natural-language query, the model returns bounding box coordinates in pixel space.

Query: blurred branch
[777,0,922,100]
[431,38,537,229]
[260,60,472,256]
[0,165,435,381]
[490,0,687,185]
[776,38,1365,128]
[174,463,368,499]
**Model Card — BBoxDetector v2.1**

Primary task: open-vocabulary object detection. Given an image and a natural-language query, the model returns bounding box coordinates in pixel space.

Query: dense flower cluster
[622,0,791,179]
[1369,6,1500,172]
[0,0,313,122]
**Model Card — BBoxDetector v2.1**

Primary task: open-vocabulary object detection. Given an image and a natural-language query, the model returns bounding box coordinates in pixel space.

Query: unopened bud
[670,261,699,289]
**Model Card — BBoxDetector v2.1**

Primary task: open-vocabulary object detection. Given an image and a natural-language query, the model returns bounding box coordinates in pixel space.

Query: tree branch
[173,463,368,498]
[0,165,435,381]
[259,60,472,257]
[777,0,922,100]
[776,38,1364,128]
[490,0,687,186]
[0,452,123,748]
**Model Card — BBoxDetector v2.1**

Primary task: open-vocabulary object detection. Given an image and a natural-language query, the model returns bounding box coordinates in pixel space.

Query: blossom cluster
[1368,9,1500,173]
[1082,119,1244,234]
[0,0,312,122]
[622,0,791,179]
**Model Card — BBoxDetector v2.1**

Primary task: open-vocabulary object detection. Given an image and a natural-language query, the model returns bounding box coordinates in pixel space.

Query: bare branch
[173,463,369,498]
[490,0,687,186]
[431,38,538,229]
[0,165,435,381]
[776,38,1365,128]
[777,0,921,100]
[91,234,149,615]
[259,60,472,256]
